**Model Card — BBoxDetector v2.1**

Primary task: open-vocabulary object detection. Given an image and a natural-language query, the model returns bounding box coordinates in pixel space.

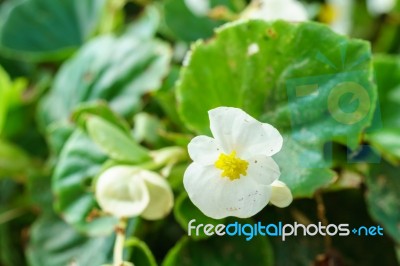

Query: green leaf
[372,56,400,125]
[45,121,75,156]
[0,65,27,136]
[177,20,376,197]
[133,112,165,147]
[167,163,188,192]
[125,237,157,266]
[53,129,118,236]
[323,189,399,265]
[261,190,399,266]
[273,135,336,197]
[26,213,114,266]
[0,0,106,61]
[366,161,400,243]
[38,33,171,128]
[155,66,183,127]
[366,128,400,164]
[126,5,161,40]
[366,55,400,165]
[0,139,31,177]
[86,115,150,163]
[162,235,274,266]
[72,101,131,134]
[163,0,238,42]
[0,223,26,266]
[0,65,11,135]
[173,192,225,239]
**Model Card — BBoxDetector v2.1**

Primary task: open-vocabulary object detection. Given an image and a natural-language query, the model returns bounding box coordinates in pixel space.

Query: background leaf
[126,237,158,266]
[26,213,114,266]
[0,139,31,177]
[38,33,171,129]
[162,0,239,42]
[52,129,117,236]
[366,55,400,164]
[366,161,400,244]
[162,234,274,266]
[86,115,150,163]
[0,0,106,61]
[72,101,131,134]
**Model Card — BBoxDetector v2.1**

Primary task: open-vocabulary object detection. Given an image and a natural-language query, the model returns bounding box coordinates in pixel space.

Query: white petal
[217,177,271,218]
[247,155,280,185]
[327,0,353,35]
[183,163,223,219]
[240,123,283,158]
[187,135,221,165]
[184,0,210,17]
[367,0,395,16]
[139,170,174,220]
[269,180,293,208]
[208,107,238,152]
[208,107,283,157]
[95,166,150,218]
[183,162,271,219]
[245,0,308,22]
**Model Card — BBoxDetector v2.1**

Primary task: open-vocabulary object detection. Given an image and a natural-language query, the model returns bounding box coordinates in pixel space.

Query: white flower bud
[95,166,173,219]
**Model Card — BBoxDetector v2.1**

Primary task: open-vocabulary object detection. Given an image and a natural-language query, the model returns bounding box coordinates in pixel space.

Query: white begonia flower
[96,166,173,220]
[183,107,292,219]
[242,0,308,22]
[184,0,210,17]
[318,0,353,35]
[367,0,395,16]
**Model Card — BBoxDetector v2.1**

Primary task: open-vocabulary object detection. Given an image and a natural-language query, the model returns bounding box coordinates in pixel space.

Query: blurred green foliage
[0,0,400,265]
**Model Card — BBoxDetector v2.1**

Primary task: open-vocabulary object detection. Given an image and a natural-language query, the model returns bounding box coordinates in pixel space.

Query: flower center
[318,4,338,24]
[214,151,249,181]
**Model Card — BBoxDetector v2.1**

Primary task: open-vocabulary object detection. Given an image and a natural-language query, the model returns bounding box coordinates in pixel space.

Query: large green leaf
[38,33,171,128]
[177,20,376,197]
[0,0,105,61]
[162,235,274,266]
[273,136,336,197]
[26,213,114,266]
[52,129,118,236]
[366,55,400,165]
[366,161,400,243]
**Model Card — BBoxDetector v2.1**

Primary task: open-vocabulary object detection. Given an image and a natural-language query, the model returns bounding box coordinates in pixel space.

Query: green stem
[113,218,128,266]
[315,191,332,250]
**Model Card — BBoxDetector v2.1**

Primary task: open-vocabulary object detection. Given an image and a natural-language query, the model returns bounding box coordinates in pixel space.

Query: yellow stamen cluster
[214,151,249,180]
[318,4,337,24]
